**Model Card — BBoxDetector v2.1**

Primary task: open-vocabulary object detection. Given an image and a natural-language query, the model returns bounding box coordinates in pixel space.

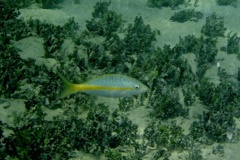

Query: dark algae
[6,0,64,8]
[170,9,203,23]
[1,0,240,160]
[201,13,226,38]
[3,104,139,159]
[147,0,185,9]
[35,0,63,9]
[226,32,240,55]
[216,0,236,6]
[86,1,124,37]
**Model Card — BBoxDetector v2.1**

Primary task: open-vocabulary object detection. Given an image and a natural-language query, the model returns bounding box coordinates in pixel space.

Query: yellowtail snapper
[58,74,148,98]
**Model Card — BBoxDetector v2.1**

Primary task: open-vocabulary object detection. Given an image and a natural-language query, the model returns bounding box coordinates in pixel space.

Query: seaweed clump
[170,9,203,23]
[190,111,235,144]
[148,85,188,119]
[122,16,156,55]
[35,0,64,9]
[176,35,218,79]
[2,103,140,159]
[4,0,64,9]
[216,0,236,6]
[0,1,31,41]
[0,0,80,104]
[137,45,194,119]
[195,37,218,69]
[226,32,240,55]
[0,1,35,98]
[201,13,226,38]
[0,121,6,159]
[144,121,188,159]
[189,78,240,144]
[237,68,240,82]
[86,1,124,37]
[196,79,239,113]
[79,14,156,74]
[26,17,80,58]
[147,0,185,9]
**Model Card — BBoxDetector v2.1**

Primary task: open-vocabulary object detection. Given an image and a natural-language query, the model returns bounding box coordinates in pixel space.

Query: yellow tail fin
[58,73,77,98]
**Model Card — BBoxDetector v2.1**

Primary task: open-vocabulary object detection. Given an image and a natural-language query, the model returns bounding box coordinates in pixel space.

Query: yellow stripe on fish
[58,74,148,98]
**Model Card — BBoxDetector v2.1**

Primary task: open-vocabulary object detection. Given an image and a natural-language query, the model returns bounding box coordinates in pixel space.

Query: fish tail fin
[58,73,77,98]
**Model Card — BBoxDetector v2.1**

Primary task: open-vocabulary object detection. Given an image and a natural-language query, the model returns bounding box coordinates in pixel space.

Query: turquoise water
[1,0,240,159]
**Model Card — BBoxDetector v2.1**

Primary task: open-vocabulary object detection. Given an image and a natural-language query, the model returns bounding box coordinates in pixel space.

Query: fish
[58,74,148,98]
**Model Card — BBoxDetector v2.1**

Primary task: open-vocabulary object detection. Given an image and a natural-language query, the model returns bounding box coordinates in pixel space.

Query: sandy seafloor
[2,0,240,159]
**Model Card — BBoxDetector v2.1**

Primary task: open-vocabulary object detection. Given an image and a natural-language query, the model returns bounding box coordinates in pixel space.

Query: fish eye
[134,85,140,89]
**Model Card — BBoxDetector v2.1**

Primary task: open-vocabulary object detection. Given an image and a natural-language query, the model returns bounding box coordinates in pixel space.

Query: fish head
[122,78,148,96]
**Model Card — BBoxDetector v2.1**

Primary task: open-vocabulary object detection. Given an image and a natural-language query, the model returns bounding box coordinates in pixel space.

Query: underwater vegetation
[86,1,124,37]
[216,0,237,6]
[1,0,240,159]
[9,0,64,9]
[0,1,32,98]
[191,78,240,143]
[190,110,236,144]
[196,78,240,113]
[2,103,140,159]
[201,13,226,38]
[144,121,187,150]
[226,32,240,55]
[221,31,240,70]
[75,14,157,75]
[170,9,203,23]
[238,68,240,82]
[147,0,185,9]
[182,85,195,106]
[0,121,5,158]
[144,121,188,159]
[175,35,218,79]
[27,17,80,58]
[148,75,189,119]
[123,16,157,55]
[35,0,64,8]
